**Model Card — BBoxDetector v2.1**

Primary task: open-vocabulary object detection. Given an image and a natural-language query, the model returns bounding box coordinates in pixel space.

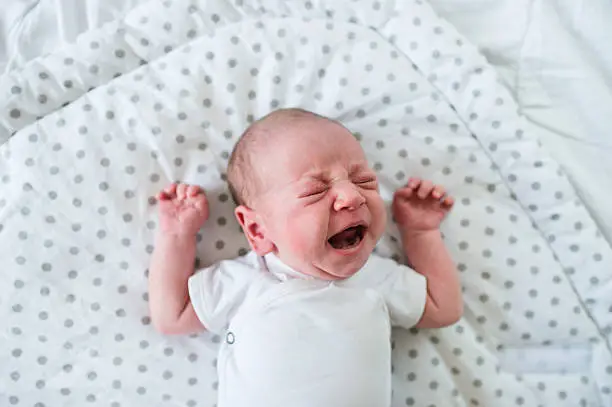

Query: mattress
[1,0,611,406]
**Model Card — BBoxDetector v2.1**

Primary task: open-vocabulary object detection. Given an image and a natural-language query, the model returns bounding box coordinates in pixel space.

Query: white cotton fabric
[5,0,612,249]
[188,252,426,407]
[427,0,612,245]
[1,1,611,406]
[0,0,147,74]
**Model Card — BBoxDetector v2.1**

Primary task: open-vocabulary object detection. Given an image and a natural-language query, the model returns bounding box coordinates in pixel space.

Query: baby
[148,108,463,407]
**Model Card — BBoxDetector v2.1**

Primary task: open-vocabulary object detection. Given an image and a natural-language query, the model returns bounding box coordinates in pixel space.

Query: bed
[1,1,611,406]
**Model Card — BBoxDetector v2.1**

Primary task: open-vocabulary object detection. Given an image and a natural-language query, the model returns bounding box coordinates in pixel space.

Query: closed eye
[354,176,378,188]
[298,186,329,199]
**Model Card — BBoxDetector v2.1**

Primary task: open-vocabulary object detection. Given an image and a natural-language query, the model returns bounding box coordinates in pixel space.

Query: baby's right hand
[157,183,209,237]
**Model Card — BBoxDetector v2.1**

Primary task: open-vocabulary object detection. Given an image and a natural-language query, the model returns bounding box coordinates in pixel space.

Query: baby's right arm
[148,183,209,335]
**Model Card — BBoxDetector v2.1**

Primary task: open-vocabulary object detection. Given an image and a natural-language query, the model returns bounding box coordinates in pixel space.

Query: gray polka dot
[9,108,21,119]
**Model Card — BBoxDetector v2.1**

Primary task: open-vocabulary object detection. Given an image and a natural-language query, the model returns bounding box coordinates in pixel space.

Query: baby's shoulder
[206,250,260,271]
[342,253,408,287]
[196,251,272,289]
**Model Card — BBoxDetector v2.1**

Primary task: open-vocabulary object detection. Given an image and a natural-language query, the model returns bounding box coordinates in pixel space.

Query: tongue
[329,227,359,249]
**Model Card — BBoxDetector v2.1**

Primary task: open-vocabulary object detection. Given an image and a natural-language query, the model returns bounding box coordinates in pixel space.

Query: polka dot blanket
[1,1,611,406]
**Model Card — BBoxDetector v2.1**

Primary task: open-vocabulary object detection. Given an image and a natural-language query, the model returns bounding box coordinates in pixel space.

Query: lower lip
[328,234,366,256]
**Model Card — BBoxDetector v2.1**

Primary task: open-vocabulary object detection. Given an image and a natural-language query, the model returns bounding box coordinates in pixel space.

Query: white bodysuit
[188,252,427,407]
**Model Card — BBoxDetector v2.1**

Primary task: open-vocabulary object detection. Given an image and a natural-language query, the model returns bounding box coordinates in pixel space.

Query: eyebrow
[348,163,369,175]
[302,171,328,182]
[302,163,370,182]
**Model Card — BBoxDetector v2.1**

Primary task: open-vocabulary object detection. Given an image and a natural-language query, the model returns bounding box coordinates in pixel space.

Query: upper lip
[328,220,368,239]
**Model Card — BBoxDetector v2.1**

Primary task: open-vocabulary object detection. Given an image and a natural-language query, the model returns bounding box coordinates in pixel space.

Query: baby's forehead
[240,131,369,207]
[262,135,367,177]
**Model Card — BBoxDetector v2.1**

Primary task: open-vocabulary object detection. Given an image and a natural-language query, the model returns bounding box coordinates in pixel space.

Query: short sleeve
[188,252,260,333]
[346,254,427,329]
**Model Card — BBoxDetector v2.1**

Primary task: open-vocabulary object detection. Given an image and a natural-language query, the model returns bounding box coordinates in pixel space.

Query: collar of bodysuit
[260,253,315,282]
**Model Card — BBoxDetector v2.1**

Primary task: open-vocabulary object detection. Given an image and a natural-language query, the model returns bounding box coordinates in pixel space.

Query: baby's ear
[234,205,275,256]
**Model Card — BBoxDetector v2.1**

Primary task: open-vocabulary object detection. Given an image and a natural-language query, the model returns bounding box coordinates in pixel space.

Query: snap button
[226,332,235,345]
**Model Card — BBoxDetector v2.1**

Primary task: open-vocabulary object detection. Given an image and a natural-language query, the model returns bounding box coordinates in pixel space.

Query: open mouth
[328,225,367,250]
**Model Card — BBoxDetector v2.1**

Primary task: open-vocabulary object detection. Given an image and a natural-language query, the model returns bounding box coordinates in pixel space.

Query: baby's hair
[227,108,334,206]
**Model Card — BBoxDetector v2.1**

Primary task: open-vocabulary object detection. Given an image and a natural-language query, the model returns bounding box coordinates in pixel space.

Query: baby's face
[249,119,386,280]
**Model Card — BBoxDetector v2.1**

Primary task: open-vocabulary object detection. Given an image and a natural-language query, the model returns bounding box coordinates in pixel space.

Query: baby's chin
[318,242,375,280]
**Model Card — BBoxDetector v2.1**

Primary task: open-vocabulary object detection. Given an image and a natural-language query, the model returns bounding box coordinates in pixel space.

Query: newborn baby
[148,108,463,407]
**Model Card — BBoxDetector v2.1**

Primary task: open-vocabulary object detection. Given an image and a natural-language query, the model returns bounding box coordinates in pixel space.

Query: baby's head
[228,108,386,280]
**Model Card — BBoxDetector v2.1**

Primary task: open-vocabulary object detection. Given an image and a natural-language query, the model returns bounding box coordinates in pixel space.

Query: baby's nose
[333,182,366,211]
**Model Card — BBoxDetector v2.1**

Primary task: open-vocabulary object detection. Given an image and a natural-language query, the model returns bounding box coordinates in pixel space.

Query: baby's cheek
[288,214,324,255]
[369,197,387,238]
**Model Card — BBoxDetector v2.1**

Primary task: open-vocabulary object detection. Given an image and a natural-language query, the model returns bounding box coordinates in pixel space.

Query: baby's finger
[417,180,434,199]
[194,195,209,212]
[394,187,413,200]
[157,191,169,201]
[442,195,455,207]
[432,185,446,200]
[176,183,188,200]
[187,185,200,197]
[164,183,178,197]
[407,177,421,190]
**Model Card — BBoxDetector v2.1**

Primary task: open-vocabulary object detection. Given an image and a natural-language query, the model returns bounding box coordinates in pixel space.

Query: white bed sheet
[1,1,609,404]
[0,0,146,74]
[5,0,611,247]
[428,0,612,244]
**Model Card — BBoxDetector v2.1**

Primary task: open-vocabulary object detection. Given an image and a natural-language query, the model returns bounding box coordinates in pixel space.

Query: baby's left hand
[392,178,454,233]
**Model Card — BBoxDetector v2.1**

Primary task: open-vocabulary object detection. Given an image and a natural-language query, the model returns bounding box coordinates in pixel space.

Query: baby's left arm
[392,178,463,328]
